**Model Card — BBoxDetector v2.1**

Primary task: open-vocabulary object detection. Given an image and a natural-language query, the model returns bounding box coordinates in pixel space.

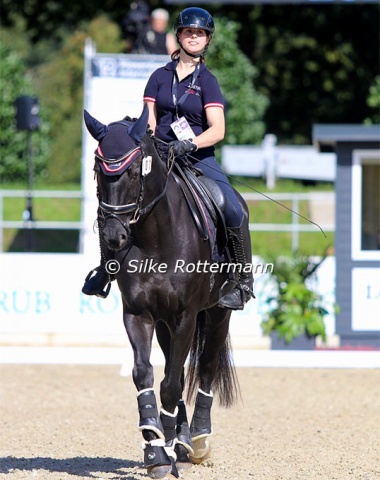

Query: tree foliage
[243,5,380,143]
[0,14,126,184]
[1,2,379,184]
[0,11,266,183]
[208,17,268,145]
[366,76,380,124]
[36,14,126,183]
[0,40,49,183]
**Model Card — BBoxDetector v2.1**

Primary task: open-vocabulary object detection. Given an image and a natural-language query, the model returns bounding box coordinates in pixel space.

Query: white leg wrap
[137,423,165,439]
[136,389,165,440]
[160,406,178,417]
[164,440,178,460]
[142,438,165,449]
[137,387,154,397]
[198,388,213,397]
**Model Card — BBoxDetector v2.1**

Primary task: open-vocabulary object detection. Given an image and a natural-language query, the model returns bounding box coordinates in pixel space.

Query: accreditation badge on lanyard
[170,63,200,141]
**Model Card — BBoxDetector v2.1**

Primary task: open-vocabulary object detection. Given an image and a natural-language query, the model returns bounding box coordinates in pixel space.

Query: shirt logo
[186,83,201,96]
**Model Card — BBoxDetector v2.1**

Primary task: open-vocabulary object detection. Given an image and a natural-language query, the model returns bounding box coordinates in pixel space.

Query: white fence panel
[0,253,336,349]
[222,134,336,187]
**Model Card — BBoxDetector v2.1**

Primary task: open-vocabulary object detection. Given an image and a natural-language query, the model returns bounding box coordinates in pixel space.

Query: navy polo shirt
[143,61,224,160]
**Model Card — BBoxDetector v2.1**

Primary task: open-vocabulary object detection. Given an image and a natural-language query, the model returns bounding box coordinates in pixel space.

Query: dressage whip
[160,138,327,238]
[221,172,327,238]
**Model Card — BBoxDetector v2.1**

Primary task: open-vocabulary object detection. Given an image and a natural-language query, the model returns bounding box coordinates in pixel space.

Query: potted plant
[261,253,330,350]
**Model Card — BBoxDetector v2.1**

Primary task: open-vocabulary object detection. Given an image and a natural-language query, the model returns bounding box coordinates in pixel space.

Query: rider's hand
[169,139,198,157]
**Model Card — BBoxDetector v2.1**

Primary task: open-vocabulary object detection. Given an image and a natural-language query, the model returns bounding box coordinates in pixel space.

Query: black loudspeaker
[16,96,40,131]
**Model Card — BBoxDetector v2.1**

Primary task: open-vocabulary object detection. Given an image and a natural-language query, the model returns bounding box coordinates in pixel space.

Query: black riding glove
[169,139,198,157]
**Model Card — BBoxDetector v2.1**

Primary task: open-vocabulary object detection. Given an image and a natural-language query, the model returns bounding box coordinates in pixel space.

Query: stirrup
[218,283,252,311]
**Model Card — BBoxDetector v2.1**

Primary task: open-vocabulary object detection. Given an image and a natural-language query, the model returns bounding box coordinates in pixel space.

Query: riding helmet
[174,7,215,36]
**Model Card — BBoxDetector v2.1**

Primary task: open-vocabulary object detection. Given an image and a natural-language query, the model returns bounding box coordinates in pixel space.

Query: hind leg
[190,389,213,464]
[189,308,233,463]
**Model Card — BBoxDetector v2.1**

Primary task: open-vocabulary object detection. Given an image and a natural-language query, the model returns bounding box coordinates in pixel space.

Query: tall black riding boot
[81,227,113,299]
[218,224,254,310]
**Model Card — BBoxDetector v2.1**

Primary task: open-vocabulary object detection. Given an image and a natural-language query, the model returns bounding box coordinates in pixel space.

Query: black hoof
[147,465,172,479]
[147,458,179,479]
[144,442,177,479]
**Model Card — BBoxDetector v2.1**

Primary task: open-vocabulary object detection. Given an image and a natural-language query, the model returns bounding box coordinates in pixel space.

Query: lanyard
[172,62,201,119]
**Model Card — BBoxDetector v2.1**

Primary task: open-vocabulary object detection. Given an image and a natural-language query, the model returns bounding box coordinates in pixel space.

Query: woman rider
[82,7,253,310]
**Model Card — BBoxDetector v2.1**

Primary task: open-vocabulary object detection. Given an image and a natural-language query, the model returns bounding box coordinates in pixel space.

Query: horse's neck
[131,195,175,257]
[132,139,175,251]
[144,136,168,199]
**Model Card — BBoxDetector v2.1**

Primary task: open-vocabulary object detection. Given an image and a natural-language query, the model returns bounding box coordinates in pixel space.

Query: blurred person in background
[122,3,176,55]
[140,8,177,55]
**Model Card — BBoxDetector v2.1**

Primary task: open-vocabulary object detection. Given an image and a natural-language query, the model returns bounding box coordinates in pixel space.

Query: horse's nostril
[102,229,128,251]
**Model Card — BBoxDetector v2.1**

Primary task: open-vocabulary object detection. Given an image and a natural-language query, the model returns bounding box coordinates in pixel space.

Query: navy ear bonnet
[96,121,141,176]
[84,106,149,176]
[99,121,135,157]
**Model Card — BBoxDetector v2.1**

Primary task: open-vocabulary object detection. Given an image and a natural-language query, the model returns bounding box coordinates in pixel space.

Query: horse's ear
[128,104,149,143]
[84,110,108,141]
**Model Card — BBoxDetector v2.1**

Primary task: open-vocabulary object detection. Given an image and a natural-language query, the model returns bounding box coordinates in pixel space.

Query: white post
[292,197,299,253]
[262,134,277,189]
[80,39,99,256]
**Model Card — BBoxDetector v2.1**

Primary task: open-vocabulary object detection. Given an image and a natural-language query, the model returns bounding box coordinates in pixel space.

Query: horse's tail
[186,310,241,408]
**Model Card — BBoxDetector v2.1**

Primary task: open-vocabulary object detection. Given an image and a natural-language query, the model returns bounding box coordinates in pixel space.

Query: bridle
[95,138,175,228]
[95,145,143,225]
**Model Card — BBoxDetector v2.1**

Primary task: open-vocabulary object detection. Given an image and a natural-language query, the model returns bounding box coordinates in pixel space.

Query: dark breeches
[192,156,244,228]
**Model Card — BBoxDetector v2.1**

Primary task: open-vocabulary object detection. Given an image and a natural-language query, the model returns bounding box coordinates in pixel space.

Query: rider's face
[178,28,208,55]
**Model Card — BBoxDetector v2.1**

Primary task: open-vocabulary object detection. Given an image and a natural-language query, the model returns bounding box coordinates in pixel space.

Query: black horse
[84,105,248,478]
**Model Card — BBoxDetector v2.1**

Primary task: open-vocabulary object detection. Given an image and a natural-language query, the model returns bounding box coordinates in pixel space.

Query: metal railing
[0,190,334,253]
[243,191,335,252]
[0,190,84,252]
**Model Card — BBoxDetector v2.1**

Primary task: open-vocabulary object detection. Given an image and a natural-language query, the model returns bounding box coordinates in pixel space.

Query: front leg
[124,312,162,439]
[124,312,173,478]
[124,312,155,392]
